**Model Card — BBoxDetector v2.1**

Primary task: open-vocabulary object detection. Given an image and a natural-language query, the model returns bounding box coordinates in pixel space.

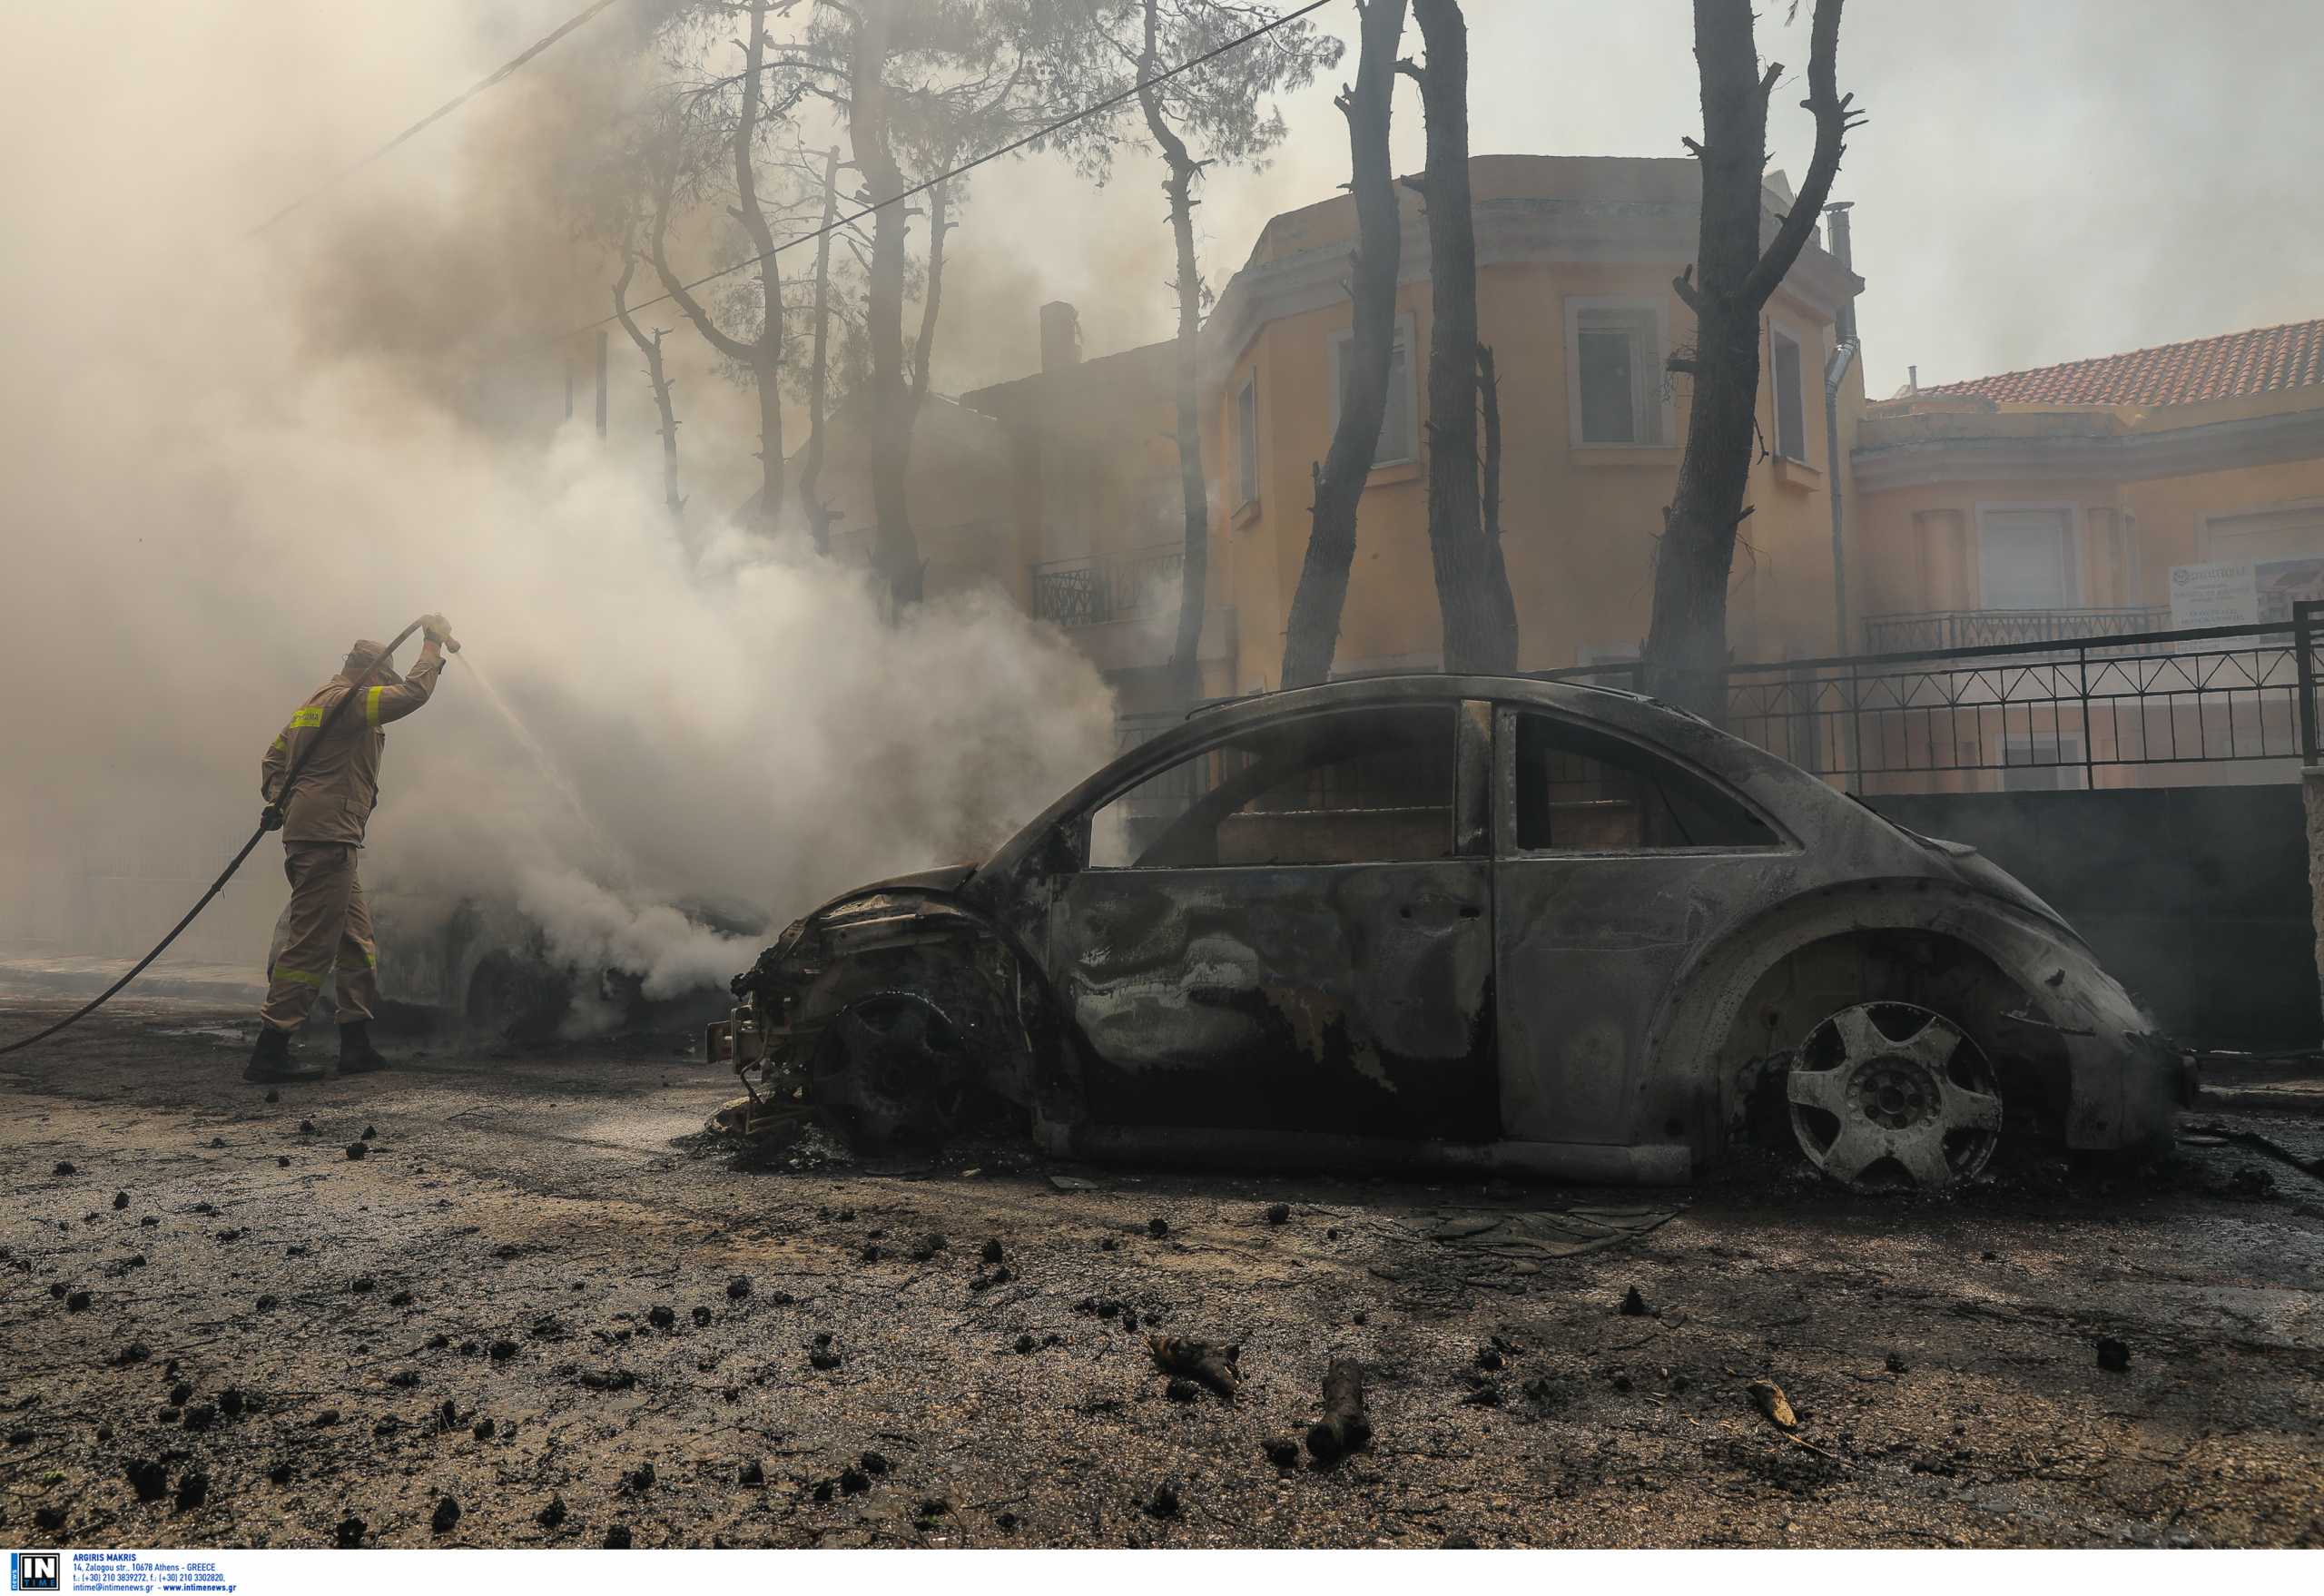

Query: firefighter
[247,616,453,1084]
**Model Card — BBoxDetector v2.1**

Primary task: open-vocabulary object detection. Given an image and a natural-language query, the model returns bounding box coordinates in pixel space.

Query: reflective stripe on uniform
[271,736,287,753]
[274,966,328,989]
[359,949,378,968]
[365,686,385,728]
[289,706,324,729]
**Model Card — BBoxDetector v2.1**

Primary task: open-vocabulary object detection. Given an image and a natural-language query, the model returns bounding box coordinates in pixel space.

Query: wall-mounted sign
[2169,561,2256,628]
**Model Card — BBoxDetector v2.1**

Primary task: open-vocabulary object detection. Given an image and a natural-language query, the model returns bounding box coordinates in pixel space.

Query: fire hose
[0,616,458,1057]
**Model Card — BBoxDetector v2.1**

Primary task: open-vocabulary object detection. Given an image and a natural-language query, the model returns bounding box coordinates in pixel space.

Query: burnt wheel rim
[1787,1001,2003,1189]
[818,1000,965,1147]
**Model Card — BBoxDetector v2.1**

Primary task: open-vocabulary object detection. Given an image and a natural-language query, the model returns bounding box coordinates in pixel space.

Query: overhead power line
[554,0,1343,346]
[247,0,632,238]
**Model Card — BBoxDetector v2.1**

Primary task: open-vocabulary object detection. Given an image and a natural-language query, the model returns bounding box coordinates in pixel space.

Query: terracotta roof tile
[1925,319,2324,408]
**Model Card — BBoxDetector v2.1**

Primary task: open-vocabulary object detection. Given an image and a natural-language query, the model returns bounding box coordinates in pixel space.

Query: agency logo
[9,1552,61,1593]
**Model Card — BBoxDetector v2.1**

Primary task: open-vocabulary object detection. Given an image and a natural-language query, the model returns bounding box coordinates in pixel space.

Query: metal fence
[1722,621,2316,791]
[1031,544,1185,627]
[1109,606,2324,797]
[1861,605,2171,654]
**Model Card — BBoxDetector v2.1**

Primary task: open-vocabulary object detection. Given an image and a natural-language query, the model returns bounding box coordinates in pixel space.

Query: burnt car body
[713,675,2190,1187]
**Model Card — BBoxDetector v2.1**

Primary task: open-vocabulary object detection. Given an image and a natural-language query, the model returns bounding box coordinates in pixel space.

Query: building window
[1235,373,1259,507]
[1770,325,1808,463]
[1978,507,2078,609]
[1329,314,1418,467]
[1568,300,1666,447]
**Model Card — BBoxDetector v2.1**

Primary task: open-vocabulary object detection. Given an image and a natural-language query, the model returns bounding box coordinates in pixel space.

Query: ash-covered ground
[2,994,2319,1549]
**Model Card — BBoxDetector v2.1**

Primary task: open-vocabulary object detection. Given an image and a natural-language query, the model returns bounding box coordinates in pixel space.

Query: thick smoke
[0,3,1116,1010]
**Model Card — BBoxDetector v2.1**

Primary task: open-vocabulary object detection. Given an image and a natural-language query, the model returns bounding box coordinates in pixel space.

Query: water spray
[452,652,625,878]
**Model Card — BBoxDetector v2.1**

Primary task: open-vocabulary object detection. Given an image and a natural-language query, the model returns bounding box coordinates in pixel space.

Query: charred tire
[1787,1000,2004,1190]
[463,951,570,1045]
[809,998,970,1152]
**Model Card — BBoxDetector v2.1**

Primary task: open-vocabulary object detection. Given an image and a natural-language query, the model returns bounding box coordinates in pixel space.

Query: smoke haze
[0,2,1116,1008]
[5,0,2305,1010]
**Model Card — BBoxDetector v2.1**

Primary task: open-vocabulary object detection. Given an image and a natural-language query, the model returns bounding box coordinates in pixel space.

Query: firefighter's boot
[338,1020,392,1076]
[245,1026,323,1085]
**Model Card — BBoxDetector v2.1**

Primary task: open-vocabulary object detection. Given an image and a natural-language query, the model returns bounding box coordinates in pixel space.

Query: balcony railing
[1862,606,2171,654]
[1031,545,1185,628]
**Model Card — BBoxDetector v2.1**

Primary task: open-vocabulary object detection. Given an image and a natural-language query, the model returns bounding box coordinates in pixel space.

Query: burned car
[712,675,2189,1188]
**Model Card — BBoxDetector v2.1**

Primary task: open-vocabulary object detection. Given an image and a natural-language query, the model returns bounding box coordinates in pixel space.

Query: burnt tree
[847,0,920,604]
[612,250,684,522]
[1280,0,1409,691]
[817,0,1016,609]
[797,143,844,553]
[1401,0,1516,675]
[1479,341,1503,565]
[1046,3,1335,700]
[1138,0,1212,705]
[648,0,795,537]
[1641,0,1861,714]
[908,177,951,415]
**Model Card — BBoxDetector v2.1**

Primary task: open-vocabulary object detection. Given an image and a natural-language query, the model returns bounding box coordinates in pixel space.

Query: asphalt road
[2,995,2319,1549]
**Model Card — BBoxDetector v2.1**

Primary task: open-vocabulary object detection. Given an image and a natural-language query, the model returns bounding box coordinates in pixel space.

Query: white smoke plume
[0,2,1118,1016]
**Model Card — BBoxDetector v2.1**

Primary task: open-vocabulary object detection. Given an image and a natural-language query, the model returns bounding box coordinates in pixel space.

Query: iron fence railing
[1031,544,1185,627]
[1108,610,2324,798]
[1861,605,2172,654]
[1720,619,2316,792]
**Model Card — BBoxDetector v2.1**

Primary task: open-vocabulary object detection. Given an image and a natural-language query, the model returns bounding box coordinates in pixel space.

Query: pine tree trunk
[799,145,841,553]
[1409,0,1515,675]
[1280,0,1408,691]
[613,251,683,523]
[1643,0,1857,716]
[651,330,680,519]
[643,0,787,538]
[1479,340,1506,599]
[1140,0,1211,707]
[734,0,783,533]
[851,0,921,609]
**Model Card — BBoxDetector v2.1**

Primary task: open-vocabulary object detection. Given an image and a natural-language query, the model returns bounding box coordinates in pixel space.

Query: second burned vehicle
[711,676,2190,1190]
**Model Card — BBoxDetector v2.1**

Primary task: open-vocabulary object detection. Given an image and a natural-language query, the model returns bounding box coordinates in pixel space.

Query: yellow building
[1853,320,2324,649]
[1846,320,2324,792]
[963,154,1864,709]
[947,154,2321,797]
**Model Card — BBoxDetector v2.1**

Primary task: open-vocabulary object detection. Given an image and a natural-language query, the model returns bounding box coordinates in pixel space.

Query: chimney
[1823,202,1857,347]
[1039,300,1082,373]
[1908,364,1920,394]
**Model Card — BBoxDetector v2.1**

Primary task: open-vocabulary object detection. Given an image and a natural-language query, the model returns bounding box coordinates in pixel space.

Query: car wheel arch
[1637,883,2077,1165]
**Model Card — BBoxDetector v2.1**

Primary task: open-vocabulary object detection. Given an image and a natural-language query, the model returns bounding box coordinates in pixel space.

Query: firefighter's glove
[260,803,286,832]
[420,613,453,645]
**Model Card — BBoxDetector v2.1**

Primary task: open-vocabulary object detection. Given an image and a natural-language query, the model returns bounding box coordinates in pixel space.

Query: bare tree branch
[1738,0,1860,307]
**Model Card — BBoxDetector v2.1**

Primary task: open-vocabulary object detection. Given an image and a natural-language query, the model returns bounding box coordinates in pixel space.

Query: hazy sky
[1088,0,2324,398]
[112,0,2324,402]
[307,0,2324,400]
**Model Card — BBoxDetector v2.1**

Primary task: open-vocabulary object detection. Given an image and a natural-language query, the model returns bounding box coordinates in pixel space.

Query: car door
[1492,705,1793,1146]
[1047,700,1498,1142]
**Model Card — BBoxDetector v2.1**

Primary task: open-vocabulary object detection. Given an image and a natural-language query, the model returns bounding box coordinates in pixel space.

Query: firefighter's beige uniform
[257,639,445,1031]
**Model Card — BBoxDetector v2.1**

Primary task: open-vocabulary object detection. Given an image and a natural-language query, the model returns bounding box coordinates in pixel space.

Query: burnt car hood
[791,862,982,935]
[819,862,979,904]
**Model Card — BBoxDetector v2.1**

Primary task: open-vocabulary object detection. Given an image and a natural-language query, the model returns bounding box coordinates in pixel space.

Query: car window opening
[1090,705,1455,869]
[1512,713,1776,852]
